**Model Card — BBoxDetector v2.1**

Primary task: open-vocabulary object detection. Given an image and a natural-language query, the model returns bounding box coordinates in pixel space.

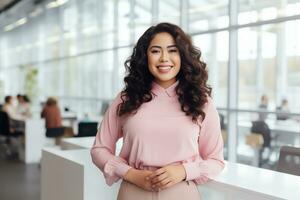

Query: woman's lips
[157,65,173,73]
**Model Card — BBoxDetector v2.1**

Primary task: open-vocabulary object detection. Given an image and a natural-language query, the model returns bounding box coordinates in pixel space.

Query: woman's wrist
[123,168,137,183]
[179,164,187,181]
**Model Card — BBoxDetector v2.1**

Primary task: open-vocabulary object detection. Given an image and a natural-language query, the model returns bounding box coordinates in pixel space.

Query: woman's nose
[160,51,168,62]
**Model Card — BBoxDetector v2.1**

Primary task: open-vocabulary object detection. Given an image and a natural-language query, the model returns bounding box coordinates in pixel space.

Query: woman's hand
[124,168,153,191]
[147,165,186,190]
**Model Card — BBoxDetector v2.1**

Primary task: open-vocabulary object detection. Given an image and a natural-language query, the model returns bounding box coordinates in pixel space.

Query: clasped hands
[124,165,186,192]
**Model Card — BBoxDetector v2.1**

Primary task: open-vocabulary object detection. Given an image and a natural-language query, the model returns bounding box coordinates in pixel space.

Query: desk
[62,115,103,136]
[41,148,300,200]
[239,119,300,136]
[62,112,77,133]
[238,119,300,166]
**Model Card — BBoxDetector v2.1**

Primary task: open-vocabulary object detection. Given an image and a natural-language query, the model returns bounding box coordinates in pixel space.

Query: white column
[112,0,119,95]
[276,1,287,104]
[209,19,219,99]
[256,25,264,104]
[129,0,136,44]
[180,0,189,32]
[152,0,159,24]
[227,0,239,162]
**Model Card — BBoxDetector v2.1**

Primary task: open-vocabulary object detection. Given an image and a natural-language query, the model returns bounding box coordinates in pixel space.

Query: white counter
[205,162,300,200]
[41,148,300,200]
[61,136,122,154]
[41,148,120,200]
[61,137,95,150]
[19,118,46,163]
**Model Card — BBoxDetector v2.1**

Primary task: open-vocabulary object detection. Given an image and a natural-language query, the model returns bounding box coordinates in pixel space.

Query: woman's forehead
[149,32,176,46]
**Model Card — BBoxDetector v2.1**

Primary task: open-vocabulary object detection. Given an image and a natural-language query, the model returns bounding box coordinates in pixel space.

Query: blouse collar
[151,80,179,97]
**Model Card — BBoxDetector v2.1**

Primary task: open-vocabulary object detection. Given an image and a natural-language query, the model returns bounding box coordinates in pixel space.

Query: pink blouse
[91,81,225,186]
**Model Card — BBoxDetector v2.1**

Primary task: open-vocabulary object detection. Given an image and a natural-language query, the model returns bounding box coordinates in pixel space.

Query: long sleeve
[90,94,132,186]
[183,98,225,184]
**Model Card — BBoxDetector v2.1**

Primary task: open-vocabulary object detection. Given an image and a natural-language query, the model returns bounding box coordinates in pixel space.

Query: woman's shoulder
[111,92,123,106]
[197,96,215,124]
[202,96,214,111]
[105,92,124,114]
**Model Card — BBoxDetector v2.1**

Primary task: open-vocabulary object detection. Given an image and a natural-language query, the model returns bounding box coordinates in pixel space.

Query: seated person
[276,99,290,120]
[258,94,269,121]
[17,94,32,118]
[41,97,74,141]
[41,97,62,129]
[2,95,25,132]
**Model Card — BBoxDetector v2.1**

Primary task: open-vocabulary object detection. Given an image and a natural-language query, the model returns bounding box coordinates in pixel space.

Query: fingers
[148,168,166,179]
[160,181,173,190]
[155,178,171,188]
[152,178,173,191]
[151,172,168,184]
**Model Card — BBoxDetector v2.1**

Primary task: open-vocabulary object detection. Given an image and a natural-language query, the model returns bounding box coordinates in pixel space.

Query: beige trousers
[117,180,201,200]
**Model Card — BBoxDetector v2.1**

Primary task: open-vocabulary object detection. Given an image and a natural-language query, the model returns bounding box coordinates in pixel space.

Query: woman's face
[147,32,181,89]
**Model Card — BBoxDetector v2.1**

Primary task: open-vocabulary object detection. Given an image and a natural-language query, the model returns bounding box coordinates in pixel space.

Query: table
[238,119,300,166]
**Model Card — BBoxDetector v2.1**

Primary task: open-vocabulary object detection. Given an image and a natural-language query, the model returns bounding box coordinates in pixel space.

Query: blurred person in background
[41,97,74,144]
[41,97,62,128]
[16,94,32,118]
[2,95,25,132]
[276,99,290,120]
[258,94,269,121]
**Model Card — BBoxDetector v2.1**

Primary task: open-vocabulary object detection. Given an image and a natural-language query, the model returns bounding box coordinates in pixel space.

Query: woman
[41,97,62,129]
[17,94,32,118]
[91,23,224,200]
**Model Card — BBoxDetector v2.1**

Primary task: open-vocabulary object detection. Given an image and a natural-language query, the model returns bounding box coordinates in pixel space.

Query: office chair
[0,111,23,158]
[45,127,65,146]
[247,120,273,167]
[251,121,271,148]
[76,122,98,137]
[45,127,65,138]
[277,146,300,176]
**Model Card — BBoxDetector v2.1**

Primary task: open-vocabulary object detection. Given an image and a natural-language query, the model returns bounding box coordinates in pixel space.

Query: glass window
[159,0,180,25]
[192,31,229,108]
[189,0,229,33]
[238,0,300,24]
[135,0,152,42]
[238,21,300,112]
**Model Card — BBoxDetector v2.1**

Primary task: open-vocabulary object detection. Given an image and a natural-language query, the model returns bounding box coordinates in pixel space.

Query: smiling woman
[147,32,181,88]
[91,23,225,200]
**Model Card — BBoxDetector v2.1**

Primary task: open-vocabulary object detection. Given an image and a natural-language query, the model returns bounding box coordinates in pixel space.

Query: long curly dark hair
[118,22,211,121]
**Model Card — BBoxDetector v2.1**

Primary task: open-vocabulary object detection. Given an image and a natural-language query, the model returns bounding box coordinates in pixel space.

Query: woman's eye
[151,50,160,53]
[169,49,178,53]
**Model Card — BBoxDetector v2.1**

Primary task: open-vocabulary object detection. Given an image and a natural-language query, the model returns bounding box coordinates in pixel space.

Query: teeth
[157,66,172,73]
[157,66,172,69]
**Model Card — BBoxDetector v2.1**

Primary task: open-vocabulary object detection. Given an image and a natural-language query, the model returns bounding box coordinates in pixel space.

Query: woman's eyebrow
[167,45,177,48]
[149,45,162,49]
[149,44,177,49]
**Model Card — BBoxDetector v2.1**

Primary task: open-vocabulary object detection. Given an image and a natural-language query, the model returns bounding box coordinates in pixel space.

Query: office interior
[0,0,300,199]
